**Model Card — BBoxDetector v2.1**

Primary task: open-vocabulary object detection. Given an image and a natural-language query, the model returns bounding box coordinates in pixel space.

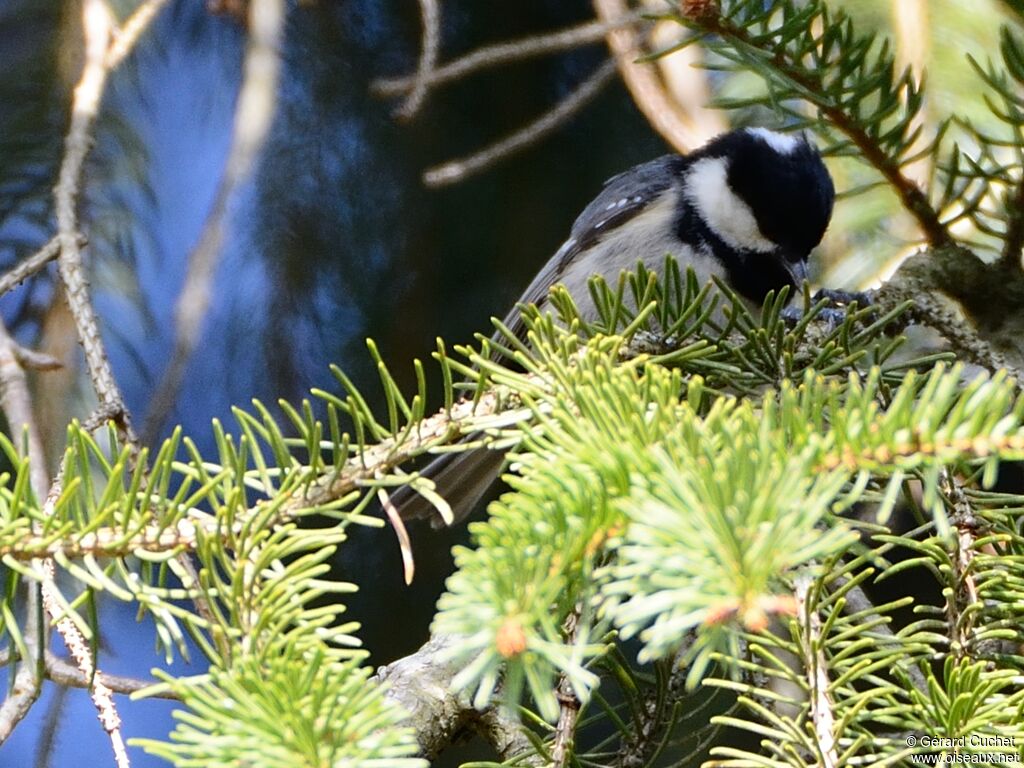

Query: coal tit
[399,127,835,525]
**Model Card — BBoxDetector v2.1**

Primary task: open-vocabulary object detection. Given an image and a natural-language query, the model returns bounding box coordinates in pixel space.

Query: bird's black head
[681,127,835,301]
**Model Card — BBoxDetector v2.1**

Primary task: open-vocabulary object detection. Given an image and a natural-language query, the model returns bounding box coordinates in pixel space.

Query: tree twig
[940,470,980,658]
[39,558,130,768]
[394,0,441,119]
[0,237,62,298]
[0,313,130,766]
[54,0,135,442]
[551,607,583,768]
[373,12,643,98]
[374,634,535,760]
[0,586,42,743]
[423,59,617,187]
[141,0,287,445]
[105,0,172,69]
[594,0,711,153]
[794,570,838,768]
[43,653,181,700]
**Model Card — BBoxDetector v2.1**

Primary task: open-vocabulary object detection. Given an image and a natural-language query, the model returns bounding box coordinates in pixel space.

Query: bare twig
[424,59,617,187]
[0,587,42,743]
[40,559,130,768]
[105,0,172,69]
[594,0,716,153]
[0,319,46,744]
[940,470,980,658]
[551,607,583,768]
[395,0,441,119]
[0,311,132,765]
[54,0,134,441]
[0,237,62,298]
[33,680,67,768]
[373,12,643,98]
[44,653,180,700]
[141,0,286,445]
[794,570,838,768]
[0,323,50,498]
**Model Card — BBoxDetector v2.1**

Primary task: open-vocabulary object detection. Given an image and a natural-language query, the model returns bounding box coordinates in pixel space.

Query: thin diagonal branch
[551,607,582,768]
[44,654,180,700]
[373,12,643,98]
[54,0,134,441]
[0,586,43,743]
[141,0,286,445]
[0,313,130,766]
[594,0,711,153]
[40,559,129,768]
[940,469,981,658]
[105,0,172,69]
[394,0,441,119]
[423,59,617,187]
[0,237,62,298]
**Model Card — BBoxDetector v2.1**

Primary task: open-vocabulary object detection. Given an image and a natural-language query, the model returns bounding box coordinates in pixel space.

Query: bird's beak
[784,257,809,287]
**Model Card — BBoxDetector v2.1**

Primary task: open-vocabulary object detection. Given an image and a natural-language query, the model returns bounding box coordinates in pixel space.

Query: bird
[396,126,836,526]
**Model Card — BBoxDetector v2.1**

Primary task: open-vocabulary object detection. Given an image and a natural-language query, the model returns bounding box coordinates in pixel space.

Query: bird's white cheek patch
[684,157,776,253]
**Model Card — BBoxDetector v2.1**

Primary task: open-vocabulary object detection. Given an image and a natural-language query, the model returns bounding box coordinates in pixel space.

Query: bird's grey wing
[496,154,685,343]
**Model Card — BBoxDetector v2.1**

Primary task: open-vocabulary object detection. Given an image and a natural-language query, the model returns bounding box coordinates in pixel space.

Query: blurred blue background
[0,0,667,764]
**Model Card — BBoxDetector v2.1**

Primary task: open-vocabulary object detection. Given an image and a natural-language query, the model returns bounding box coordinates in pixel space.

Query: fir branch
[794,571,838,768]
[681,0,953,247]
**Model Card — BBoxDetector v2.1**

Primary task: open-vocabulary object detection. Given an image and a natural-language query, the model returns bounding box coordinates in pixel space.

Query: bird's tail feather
[391,439,507,527]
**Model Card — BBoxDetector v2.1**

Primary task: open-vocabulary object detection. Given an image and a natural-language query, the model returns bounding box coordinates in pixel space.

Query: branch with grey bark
[874,246,1024,378]
[374,634,537,762]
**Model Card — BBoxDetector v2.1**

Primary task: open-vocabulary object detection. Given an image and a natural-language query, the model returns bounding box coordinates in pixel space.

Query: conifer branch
[794,571,838,768]
[683,1,954,248]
